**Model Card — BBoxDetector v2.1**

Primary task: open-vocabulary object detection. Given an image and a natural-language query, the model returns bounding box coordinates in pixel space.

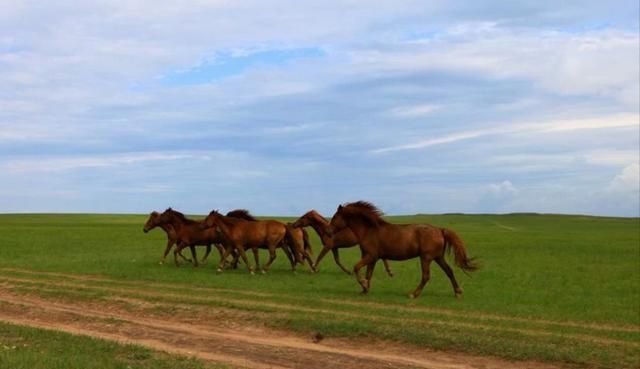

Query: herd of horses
[143,201,478,298]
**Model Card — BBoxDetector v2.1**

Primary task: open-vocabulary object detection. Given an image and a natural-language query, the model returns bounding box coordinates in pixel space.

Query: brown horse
[224,210,315,270]
[143,211,211,265]
[153,208,226,267]
[292,210,393,276]
[329,201,478,298]
[202,210,298,274]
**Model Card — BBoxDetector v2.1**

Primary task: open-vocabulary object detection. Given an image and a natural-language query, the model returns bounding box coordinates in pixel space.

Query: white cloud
[1,152,201,173]
[487,180,518,197]
[607,163,640,194]
[389,104,440,118]
[373,113,639,153]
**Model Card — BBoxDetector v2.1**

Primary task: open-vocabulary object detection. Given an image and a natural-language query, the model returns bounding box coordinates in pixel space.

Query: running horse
[225,210,315,270]
[151,208,227,267]
[143,210,211,265]
[292,210,393,276]
[201,210,306,274]
[329,201,478,298]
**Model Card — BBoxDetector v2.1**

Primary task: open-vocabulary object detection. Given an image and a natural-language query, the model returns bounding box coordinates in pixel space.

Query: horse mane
[341,201,388,226]
[226,209,256,221]
[164,208,198,224]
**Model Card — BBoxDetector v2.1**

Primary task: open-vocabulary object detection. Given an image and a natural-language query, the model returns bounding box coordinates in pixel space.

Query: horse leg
[177,248,192,263]
[235,245,254,274]
[216,246,233,273]
[382,259,394,277]
[160,239,174,265]
[231,249,240,269]
[313,246,331,272]
[252,248,261,273]
[410,256,432,299]
[174,242,187,266]
[189,245,199,267]
[435,256,463,297]
[303,250,316,273]
[364,260,378,292]
[353,254,375,294]
[214,244,225,267]
[281,245,297,272]
[262,246,277,273]
[331,248,352,275]
[201,244,212,264]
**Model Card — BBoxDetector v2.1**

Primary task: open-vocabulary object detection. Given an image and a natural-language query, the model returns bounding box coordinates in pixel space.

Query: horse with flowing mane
[330,201,478,298]
[292,210,393,276]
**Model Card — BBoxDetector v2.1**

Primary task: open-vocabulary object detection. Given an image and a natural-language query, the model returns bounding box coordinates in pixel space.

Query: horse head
[143,211,160,233]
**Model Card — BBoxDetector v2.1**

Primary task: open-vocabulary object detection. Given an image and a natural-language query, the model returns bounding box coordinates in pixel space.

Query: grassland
[0,213,638,368]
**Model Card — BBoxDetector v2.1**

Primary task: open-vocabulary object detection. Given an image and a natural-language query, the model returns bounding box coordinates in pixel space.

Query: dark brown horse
[153,208,226,267]
[202,210,298,274]
[329,201,478,298]
[143,211,211,265]
[292,210,393,276]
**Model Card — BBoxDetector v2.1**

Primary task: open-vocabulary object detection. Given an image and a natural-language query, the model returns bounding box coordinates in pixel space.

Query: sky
[1,1,639,216]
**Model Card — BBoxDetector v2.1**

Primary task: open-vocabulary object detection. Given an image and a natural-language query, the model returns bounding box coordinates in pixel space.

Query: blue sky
[1,1,638,216]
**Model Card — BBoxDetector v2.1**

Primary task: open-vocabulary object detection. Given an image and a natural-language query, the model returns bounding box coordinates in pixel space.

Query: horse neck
[165,213,187,232]
[159,222,173,233]
[213,215,236,235]
[340,214,375,242]
[307,214,331,240]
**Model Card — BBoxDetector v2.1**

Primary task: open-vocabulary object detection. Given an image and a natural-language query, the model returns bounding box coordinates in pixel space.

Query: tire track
[3,267,637,334]
[2,274,638,349]
[0,290,552,369]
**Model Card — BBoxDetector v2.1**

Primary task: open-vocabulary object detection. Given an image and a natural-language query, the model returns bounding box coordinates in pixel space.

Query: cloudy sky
[1,1,638,216]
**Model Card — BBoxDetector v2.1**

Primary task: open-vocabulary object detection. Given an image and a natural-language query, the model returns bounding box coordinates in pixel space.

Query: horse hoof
[250,271,255,275]
[261,269,267,274]
[388,272,394,277]
[409,293,416,299]
[216,268,223,273]
[158,261,164,265]
[455,292,463,299]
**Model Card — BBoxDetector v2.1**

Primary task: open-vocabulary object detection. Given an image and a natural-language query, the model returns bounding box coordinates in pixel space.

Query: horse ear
[338,205,343,210]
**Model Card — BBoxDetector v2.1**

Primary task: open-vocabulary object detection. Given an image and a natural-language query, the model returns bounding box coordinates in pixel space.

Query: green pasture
[0,213,638,368]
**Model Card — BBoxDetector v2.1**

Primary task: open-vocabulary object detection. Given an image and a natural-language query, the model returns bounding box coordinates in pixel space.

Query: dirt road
[0,269,561,369]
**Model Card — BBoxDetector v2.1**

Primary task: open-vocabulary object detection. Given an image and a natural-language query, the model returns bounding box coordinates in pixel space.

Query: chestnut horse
[225,210,315,270]
[143,211,211,265]
[202,210,299,274]
[292,210,393,276]
[330,201,478,298]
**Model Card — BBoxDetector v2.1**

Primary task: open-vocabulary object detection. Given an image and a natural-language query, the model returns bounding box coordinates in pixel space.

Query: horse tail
[442,228,479,273]
[284,224,304,264]
[301,228,313,256]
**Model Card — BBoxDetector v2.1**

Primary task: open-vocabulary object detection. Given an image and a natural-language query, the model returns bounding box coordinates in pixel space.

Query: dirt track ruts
[0,269,568,369]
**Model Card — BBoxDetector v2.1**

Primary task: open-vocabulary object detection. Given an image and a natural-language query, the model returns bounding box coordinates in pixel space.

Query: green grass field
[0,213,638,368]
